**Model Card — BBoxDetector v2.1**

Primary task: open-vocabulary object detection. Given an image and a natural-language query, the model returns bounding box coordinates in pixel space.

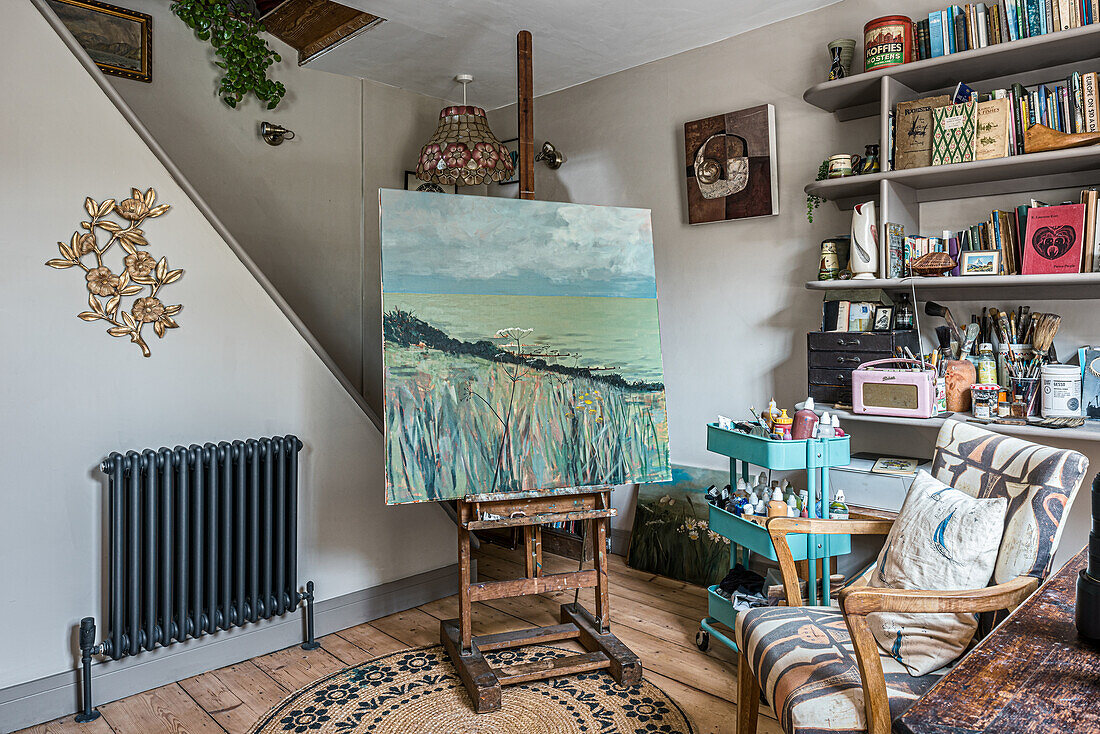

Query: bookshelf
[803,25,1100,282]
[804,23,1100,119]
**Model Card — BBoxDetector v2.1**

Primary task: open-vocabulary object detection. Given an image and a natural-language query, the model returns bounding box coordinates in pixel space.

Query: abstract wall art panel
[380,190,671,505]
[684,104,778,224]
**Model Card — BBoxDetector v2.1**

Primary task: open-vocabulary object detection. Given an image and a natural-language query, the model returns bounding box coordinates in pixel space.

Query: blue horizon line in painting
[383,273,657,299]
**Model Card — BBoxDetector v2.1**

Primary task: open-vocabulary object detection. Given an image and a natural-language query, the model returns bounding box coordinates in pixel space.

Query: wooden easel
[440,486,642,713]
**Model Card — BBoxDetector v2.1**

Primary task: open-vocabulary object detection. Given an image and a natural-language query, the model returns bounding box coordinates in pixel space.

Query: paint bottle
[735,477,749,499]
[754,498,767,515]
[763,399,779,430]
[767,487,787,517]
[799,489,810,518]
[791,397,819,440]
[832,417,844,437]
[818,412,835,438]
[829,490,850,520]
[741,502,754,516]
[773,409,793,439]
[976,343,997,385]
[787,495,800,517]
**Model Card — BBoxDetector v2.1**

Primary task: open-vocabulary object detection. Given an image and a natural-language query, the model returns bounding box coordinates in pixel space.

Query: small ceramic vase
[945,359,977,412]
[849,200,878,279]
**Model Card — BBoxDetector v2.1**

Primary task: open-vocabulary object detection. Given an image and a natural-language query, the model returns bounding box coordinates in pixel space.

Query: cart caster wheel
[695,629,710,652]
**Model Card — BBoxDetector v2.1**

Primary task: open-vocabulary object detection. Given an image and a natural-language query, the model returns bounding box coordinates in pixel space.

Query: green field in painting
[383,310,670,504]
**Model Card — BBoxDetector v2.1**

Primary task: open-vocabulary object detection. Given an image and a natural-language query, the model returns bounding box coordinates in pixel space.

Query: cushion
[735,606,948,734]
[931,419,1089,583]
[867,470,1006,676]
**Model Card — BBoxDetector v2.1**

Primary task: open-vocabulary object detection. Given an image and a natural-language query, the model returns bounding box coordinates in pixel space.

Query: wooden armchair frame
[736,517,1039,734]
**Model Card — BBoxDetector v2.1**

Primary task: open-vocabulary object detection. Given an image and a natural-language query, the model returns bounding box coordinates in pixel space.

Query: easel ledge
[443,487,641,713]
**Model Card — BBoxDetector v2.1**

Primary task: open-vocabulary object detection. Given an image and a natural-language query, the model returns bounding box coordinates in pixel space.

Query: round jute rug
[248,644,695,734]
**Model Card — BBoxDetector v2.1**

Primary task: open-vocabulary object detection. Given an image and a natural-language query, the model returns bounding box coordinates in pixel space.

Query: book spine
[1040,0,1050,33]
[978,3,991,42]
[946,8,957,52]
[1059,0,1073,28]
[1006,0,1020,38]
[1091,0,1099,26]
[1026,0,1042,33]
[1053,0,1063,28]
[1072,71,1085,133]
[930,12,945,56]
[956,9,970,48]
[1085,72,1099,132]
[991,3,1003,41]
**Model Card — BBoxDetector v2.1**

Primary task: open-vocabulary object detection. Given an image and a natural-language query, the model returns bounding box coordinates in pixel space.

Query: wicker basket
[909,251,956,277]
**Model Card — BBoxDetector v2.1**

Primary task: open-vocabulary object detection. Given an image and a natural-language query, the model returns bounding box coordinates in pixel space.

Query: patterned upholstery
[736,422,1088,733]
[735,606,947,734]
[930,420,1089,584]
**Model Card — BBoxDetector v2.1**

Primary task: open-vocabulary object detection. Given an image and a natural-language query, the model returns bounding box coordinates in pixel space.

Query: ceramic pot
[849,201,878,279]
[945,360,977,412]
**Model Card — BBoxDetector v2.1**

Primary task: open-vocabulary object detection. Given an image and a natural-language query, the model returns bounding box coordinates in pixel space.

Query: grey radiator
[76,435,317,723]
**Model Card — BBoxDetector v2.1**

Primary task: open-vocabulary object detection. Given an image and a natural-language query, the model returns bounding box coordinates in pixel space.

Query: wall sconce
[534,141,565,169]
[260,122,295,146]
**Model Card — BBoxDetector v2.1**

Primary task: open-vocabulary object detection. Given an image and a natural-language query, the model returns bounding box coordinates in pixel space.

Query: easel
[440,486,642,713]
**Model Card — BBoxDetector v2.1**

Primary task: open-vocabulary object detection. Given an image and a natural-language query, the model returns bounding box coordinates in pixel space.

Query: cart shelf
[696,424,852,656]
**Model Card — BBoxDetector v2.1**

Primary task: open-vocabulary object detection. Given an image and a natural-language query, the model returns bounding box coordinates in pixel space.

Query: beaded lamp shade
[416,105,514,186]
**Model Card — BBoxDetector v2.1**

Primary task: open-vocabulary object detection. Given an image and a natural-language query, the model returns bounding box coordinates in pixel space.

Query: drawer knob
[837,338,861,346]
[837,355,861,364]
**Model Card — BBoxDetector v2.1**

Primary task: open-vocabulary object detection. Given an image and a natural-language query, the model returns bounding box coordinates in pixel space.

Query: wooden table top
[896,547,1099,734]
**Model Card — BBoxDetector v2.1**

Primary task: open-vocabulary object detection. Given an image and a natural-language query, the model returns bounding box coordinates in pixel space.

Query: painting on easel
[380,189,671,504]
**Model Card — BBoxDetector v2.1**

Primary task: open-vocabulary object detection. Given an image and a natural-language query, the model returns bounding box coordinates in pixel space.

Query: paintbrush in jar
[1029,313,1061,375]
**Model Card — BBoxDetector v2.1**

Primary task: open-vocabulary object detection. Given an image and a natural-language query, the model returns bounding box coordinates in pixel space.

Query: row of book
[821,300,887,332]
[913,0,1100,62]
[885,189,1100,276]
[892,74,1100,170]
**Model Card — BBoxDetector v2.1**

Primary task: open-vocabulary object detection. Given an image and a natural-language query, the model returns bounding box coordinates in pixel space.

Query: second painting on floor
[380,189,671,504]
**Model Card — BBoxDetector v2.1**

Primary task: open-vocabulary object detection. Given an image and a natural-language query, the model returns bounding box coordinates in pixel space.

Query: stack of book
[885,189,1100,276]
[913,1,1100,61]
[893,74,1099,169]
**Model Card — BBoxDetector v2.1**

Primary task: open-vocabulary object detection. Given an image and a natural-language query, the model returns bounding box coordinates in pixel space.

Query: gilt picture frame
[46,0,152,83]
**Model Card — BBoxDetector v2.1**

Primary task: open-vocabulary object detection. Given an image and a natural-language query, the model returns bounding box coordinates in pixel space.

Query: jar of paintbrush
[989,307,1061,419]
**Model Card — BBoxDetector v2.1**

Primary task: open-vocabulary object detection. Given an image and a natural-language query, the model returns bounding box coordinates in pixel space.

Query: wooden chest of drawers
[807,330,920,404]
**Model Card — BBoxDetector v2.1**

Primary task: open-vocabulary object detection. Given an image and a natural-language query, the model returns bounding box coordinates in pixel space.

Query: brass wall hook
[260,122,295,146]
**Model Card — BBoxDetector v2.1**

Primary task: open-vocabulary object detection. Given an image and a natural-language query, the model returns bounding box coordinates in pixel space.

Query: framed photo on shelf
[46,0,152,83]
[873,305,894,331]
[960,250,1001,276]
[497,138,520,185]
[404,171,455,195]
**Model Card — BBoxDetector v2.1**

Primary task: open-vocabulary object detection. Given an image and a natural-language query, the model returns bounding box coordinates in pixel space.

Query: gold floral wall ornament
[46,188,183,357]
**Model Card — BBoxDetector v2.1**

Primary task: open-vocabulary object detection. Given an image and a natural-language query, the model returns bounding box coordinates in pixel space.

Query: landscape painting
[47,0,151,83]
[627,464,731,587]
[381,189,670,505]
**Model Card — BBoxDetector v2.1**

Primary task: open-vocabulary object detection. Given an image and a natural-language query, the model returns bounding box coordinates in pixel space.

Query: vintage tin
[864,16,912,72]
[818,240,840,280]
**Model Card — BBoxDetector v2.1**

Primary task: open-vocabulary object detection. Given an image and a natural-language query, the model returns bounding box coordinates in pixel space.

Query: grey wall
[0,0,456,709]
[486,0,1099,565]
[106,1,447,413]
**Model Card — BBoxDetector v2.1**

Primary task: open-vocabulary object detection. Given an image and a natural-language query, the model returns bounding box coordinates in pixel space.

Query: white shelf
[806,272,1100,301]
[805,146,1100,209]
[804,24,1100,119]
[824,406,1100,443]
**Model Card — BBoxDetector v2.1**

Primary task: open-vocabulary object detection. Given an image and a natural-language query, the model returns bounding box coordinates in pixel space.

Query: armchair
[735,420,1088,734]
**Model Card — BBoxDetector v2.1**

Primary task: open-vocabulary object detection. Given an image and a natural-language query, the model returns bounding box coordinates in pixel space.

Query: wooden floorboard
[15,547,773,734]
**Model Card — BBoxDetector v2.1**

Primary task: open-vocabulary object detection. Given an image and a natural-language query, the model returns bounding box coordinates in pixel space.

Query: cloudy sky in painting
[380,189,657,297]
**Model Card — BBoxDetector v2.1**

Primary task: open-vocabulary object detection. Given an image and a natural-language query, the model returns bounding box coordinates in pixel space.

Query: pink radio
[852,358,942,419]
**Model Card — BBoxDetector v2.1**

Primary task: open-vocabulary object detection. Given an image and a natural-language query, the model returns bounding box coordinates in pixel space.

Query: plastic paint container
[970,383,1000,421]
[1042,363,1083,418]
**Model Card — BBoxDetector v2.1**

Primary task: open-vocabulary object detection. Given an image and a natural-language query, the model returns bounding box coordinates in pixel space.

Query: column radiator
[76,435,317,723]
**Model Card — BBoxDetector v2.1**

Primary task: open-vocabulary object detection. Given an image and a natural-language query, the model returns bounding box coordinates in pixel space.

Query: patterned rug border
[247,643,697,734]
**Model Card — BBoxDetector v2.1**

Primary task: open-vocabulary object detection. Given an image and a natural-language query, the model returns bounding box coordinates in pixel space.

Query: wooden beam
[469,569,598,602]
[475,623,581,652]
[261,0,383,65]
[517,30,534,200]
[465,508,616,531]
[494,651,610,686]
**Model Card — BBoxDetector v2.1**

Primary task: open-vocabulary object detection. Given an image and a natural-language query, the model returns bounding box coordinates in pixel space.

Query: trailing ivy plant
[170,0,286,109]
[806,159,830,223]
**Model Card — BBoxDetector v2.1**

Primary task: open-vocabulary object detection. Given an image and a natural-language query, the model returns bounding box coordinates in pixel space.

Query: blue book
[929,12,945,57]
[945,8,955,53]
[1006,1,1020,40]
[1025,0,1041,37]
[1038,0,1048,34]
[1038,85,1049,127]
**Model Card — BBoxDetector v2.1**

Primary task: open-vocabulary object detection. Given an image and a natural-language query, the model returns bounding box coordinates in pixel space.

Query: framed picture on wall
[404,171,455,195]
[46,0,152,83]
[497,138,520,185]
[683,104,779,224]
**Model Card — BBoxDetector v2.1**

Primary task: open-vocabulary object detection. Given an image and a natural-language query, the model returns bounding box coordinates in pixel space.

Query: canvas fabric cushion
[931,419,1089,584]
[735,606,948,734]
[866,470,1006,676]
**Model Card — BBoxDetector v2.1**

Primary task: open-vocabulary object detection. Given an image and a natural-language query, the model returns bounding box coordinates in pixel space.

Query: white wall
[486,0,1099,564]
[0,0,455,694]
[106,1,448,412]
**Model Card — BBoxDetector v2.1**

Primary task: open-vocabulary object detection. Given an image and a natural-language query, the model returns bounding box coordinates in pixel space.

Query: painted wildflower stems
[46,188,182,357]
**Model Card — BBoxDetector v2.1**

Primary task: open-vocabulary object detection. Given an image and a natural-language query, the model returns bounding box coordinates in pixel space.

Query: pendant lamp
[416,74,514,186]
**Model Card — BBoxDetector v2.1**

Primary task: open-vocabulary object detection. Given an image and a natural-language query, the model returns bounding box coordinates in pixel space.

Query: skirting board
[0,562,464,732]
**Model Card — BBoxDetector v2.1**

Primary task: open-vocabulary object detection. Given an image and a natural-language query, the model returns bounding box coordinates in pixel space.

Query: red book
[1021,203,1086,275]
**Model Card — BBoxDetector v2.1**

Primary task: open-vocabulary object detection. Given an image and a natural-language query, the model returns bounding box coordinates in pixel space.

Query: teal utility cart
[696,423,852,654]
